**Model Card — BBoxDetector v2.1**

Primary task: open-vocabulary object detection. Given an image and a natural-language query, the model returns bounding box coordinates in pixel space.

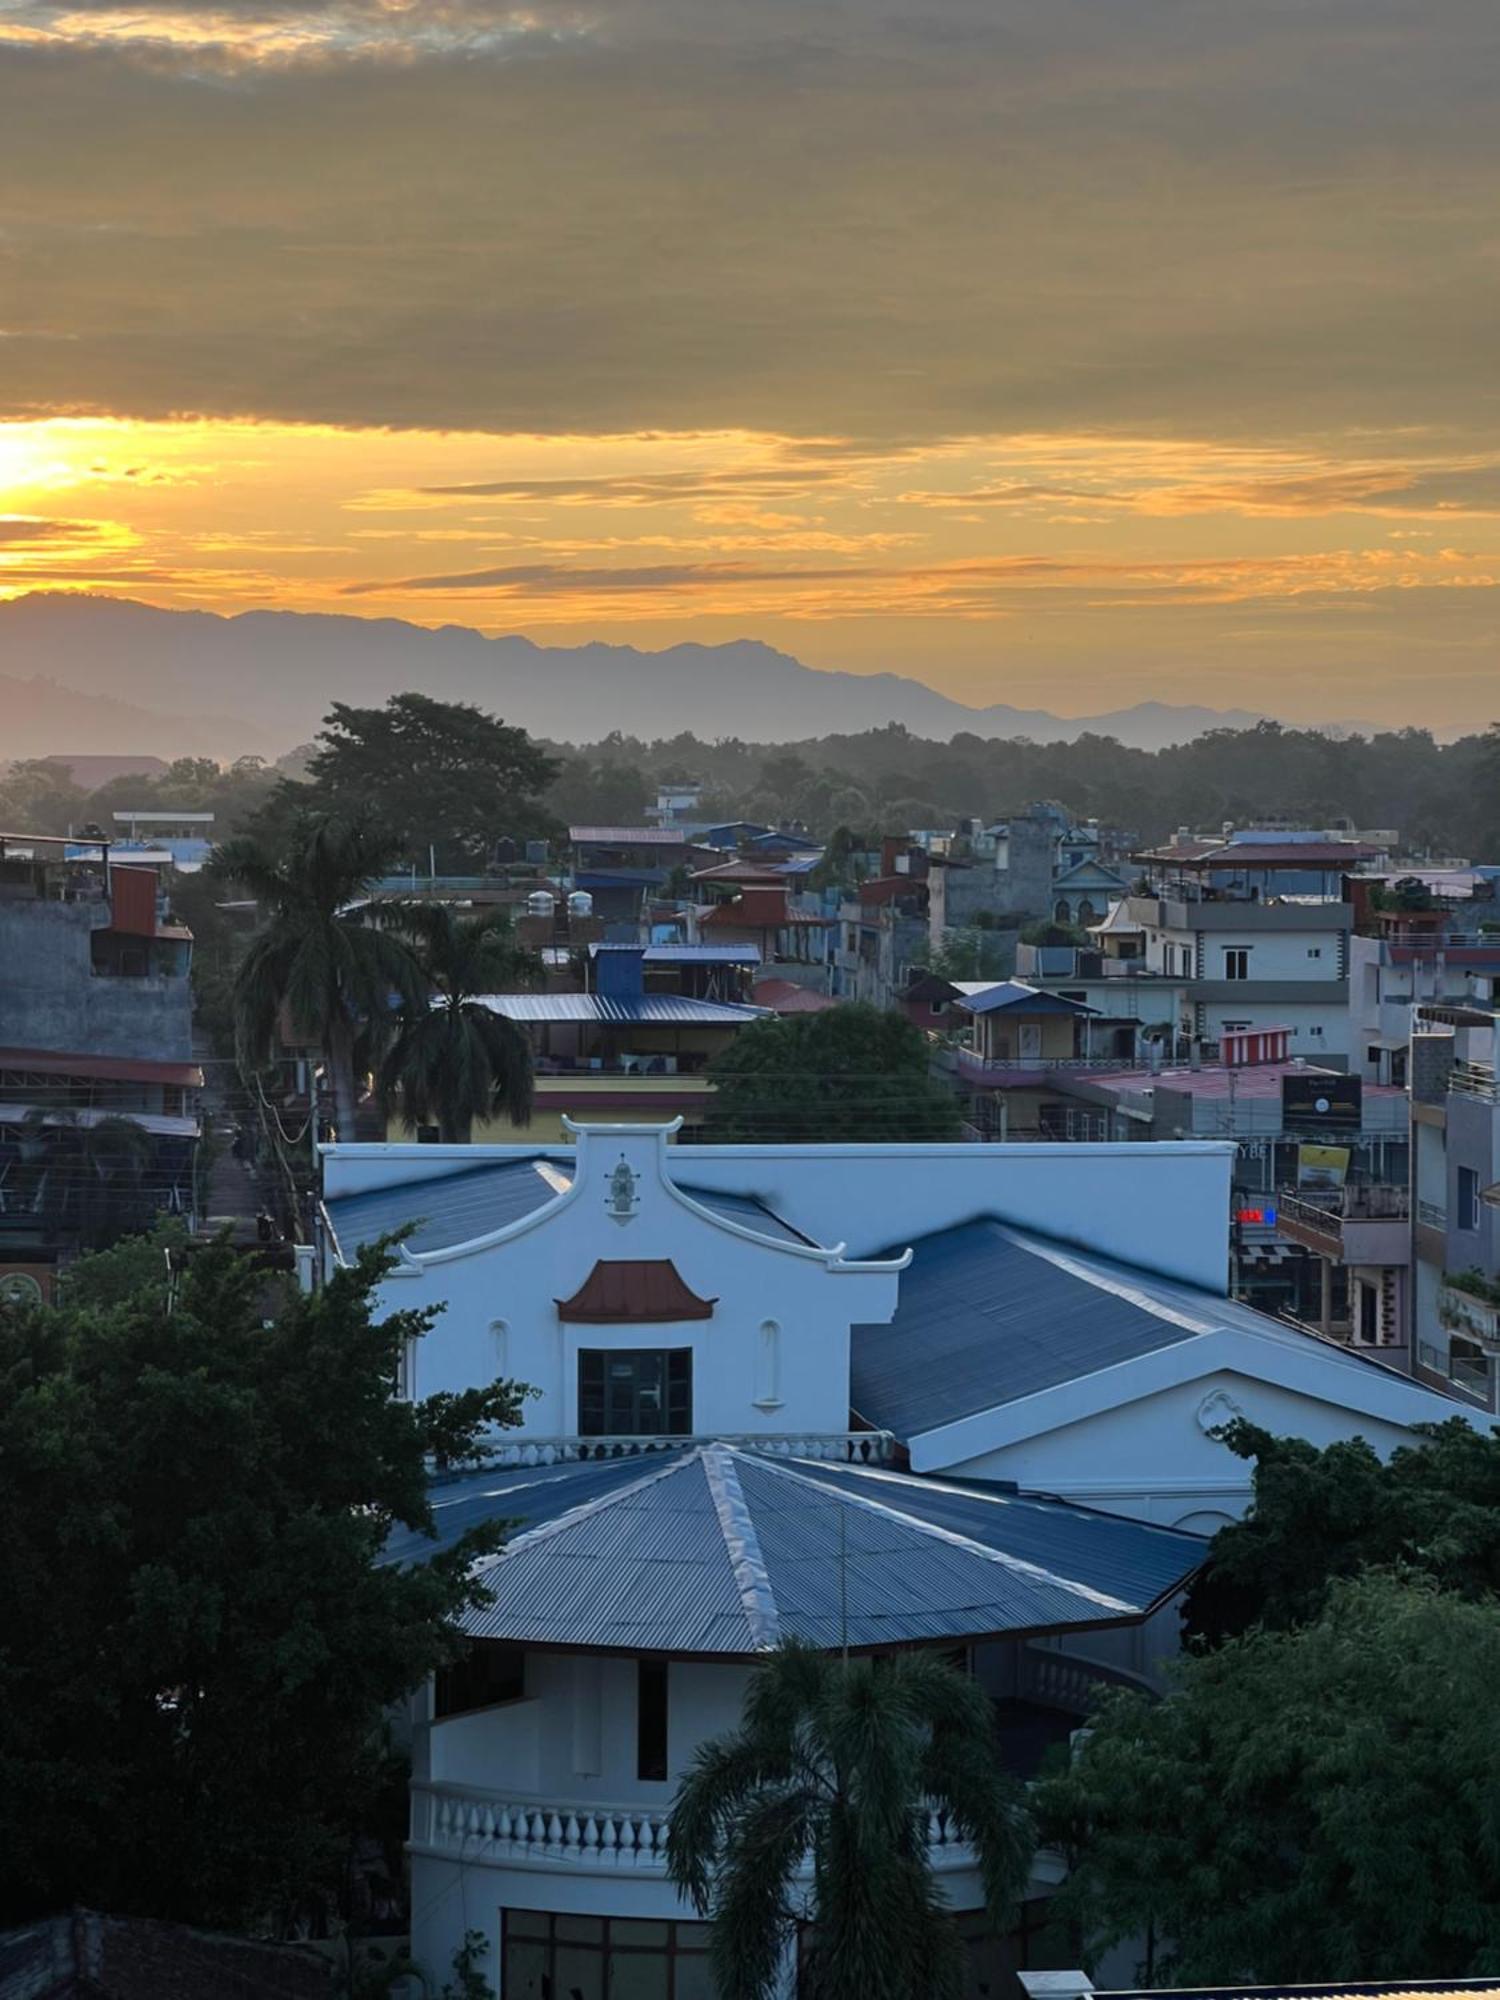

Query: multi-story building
[1056,1027,1411,1340]
[0,831,200,1285]
[317,1122,1474,1995]
[410,946,768,1143]
[1409,998,1500,1413]
[1123,838,1361,1065]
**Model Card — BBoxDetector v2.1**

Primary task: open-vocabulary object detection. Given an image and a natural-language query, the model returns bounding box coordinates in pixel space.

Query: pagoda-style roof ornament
[556,1259,717,1324]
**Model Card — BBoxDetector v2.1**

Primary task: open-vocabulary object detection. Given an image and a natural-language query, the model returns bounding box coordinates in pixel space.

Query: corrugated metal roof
[324,1157,573,1256]
[570,826,697,846]
[589,943,763,965]
[478,993,764,1025]
[385,1444,1204,1654]
[676,1186,817,1246]
[959,981,1096,1017]
[851,1219,1448,1443]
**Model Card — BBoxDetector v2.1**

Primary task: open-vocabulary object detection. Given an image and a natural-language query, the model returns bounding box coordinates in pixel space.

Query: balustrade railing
[1417,1199,1447,1230]
[413,1784,977,1872]
[475,1430,897,1469]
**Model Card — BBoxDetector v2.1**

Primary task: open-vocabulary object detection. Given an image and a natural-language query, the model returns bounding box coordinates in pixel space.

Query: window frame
[577,1347,693,1438]
[502,1909,711,1998]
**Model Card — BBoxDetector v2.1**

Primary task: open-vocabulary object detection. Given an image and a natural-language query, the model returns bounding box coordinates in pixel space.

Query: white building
[320,1124,1477,1995]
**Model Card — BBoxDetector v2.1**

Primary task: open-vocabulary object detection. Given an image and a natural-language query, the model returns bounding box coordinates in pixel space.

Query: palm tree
[666,1642,1035,2000]
[214,817,421,1142]
[377,903,541,1142]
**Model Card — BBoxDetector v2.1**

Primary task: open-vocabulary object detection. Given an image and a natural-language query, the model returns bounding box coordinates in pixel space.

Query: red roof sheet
[752,979,837,1014]
[555,1259,717,1323]
[0,1047,204,1087]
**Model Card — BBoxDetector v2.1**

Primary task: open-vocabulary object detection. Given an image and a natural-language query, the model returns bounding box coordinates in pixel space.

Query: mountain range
[2,591,1283,761]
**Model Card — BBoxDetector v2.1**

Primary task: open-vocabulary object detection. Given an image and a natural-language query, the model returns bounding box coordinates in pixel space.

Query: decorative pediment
[556,1259,717,1324]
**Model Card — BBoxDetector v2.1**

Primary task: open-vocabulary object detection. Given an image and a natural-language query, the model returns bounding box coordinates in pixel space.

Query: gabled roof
[958,981,1096,1017]
[384,1443,1205,1656]
[323,1157,573,1257]
[851,1219,1468,1446]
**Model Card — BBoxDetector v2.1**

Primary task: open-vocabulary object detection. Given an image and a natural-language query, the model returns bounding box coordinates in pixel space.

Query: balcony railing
[1438,1280,1500,1347]
[412,1783,981,1875]
[475,1431,898,1469]
[1450,1061,1500,1104]
[953,1049,1138,1079]
[1418,1199,1447,1230]
[1418,1340,1492,1406]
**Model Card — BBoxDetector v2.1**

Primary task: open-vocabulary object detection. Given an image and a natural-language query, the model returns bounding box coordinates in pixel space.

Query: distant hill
[0,592,1277,759]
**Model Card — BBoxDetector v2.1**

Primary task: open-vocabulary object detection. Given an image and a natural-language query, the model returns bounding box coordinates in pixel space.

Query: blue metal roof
[677,1186,817,1246]
[574,869,667,891]
[851,1219,1436,1442]
[479,994,764,1025]
[589,944,763,965]
[324,1157,572,1257]
[959,981,1097,1017]
[388,1444,1204,1655]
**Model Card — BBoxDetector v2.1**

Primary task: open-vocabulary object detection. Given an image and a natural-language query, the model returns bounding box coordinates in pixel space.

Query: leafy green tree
[378,903,541,1142]
[214,815,422,1140]
[0,757,86,835]
[1182,1416,1500,1647]
[667,1642,1034,2000]
[0,1236,524,1930]
[705,1004,963,1142]
[1037,1574,1500,1983]
[301,692,560,869]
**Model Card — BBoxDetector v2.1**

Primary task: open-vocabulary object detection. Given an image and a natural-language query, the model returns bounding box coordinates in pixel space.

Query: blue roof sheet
[324,1157,572,1257]
[387,1444,1204,1654]
[677,1185,817,1246]
[959,981,1097,1016]
[589,944,762,965]
[851,1219,1432,1442]
[480,993,764,1025]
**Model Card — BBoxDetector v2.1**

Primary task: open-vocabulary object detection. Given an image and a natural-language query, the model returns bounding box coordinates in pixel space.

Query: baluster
[600,1814,618,1861]
[545,1811,564,1853]
[497,1805,514,1843]
[564,1813,582,1858]
[527,1810,546,1847]
[581,1814,600,1857]
[619,1816,638,1864]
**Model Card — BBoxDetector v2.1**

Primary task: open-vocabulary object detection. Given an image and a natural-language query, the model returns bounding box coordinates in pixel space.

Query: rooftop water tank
[567,890,594,917]
[526,889,556,918]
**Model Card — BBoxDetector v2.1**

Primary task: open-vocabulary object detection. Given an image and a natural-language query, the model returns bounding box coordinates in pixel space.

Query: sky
[2,0,1499,729]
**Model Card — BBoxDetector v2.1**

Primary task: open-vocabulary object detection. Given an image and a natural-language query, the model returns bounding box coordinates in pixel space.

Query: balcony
[410,1646,1144,1879]
[951,1048,1137,1088]
[1450,1060,1500,1104]
[1417,1341,1493,1408]
[1438,1277,1500,1348]
[1275,1186,1410,1266]
[412,1784,983,1878]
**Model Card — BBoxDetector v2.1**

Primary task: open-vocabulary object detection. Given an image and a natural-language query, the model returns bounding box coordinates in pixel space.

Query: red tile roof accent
[556,1259,717,1323]
[752,979,837,1014]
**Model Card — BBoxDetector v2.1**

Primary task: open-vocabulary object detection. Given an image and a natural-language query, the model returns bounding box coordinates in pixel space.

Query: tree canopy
[298,692,560,868]
[667,1641,1034,2000]
[1182,1415,1500,1647]
[0,1233,523,1931]
[1037,1574,1500,1984]
[704,1003,963,1142]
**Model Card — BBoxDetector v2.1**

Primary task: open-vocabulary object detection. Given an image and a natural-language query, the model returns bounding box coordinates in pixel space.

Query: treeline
[552,718,1500,857]
[6,708,1499,861]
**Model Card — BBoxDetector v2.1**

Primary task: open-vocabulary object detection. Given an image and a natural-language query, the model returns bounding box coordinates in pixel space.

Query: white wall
[935,1367,1432,1528]
[367,1126,902,1428]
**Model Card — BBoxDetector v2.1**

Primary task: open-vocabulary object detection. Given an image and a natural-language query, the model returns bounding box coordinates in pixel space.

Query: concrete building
[318,1123,1476,1994]
[0,832,200,1274]
[1120,873,1355,1066]
[1409,999,1500,1413]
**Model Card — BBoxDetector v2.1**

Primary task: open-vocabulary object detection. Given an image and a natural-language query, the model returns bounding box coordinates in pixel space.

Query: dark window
[637,1658,669,1781]
[1458,1166,1481,1233]
[1223,947,1250,981]
[504,1910,710,1998]
[578,1349,692,1437]
[435,1641,525,1718]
